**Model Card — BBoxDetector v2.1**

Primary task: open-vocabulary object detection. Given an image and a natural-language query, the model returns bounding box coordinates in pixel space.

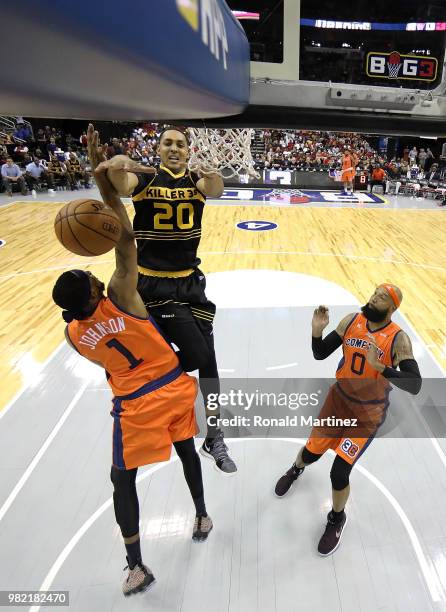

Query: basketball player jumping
[275,284,422,555]
[52,162,213,596]
[87,124,237,474]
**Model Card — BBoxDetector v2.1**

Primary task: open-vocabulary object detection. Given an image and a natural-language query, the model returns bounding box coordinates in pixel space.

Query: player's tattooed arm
[392,331,415,366]
[335,313,356,338]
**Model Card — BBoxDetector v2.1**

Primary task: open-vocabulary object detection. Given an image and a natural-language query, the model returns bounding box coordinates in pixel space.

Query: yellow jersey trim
[138,266,194,278]
[159,164,186,179]
[132,173,157,201]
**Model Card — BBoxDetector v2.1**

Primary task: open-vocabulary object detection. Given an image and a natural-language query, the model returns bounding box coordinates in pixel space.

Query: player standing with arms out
[341,147,358,195]
[52,162,213,596]
[87,124,237,474]
[275,284,421,555]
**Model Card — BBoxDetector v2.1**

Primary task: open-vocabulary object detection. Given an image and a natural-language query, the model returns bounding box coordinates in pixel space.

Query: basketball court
[1,1,446,611]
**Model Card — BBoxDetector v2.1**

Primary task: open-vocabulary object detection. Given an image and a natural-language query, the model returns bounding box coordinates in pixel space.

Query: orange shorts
[111,370,198,470]
[305,383,387,465]
[341,169,355,183]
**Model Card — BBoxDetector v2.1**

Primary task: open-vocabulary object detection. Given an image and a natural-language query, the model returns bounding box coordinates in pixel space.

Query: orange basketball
[54,199,122,256]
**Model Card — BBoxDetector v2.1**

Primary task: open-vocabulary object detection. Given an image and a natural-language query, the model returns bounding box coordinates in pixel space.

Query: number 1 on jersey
[106,339,143,370]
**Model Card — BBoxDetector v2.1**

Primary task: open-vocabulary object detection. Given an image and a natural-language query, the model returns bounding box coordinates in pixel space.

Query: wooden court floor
[1,200,445,409]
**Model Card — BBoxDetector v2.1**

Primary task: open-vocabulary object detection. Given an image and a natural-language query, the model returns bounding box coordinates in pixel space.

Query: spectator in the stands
[51,127,61,142]
[54,146,66,162]
[128,146,142,162]
[25,156,54,193]
[79,131,88,147]
[425,163,442,184]
[409,146,418,164]
[1,157,28,196]
[63,146,75,162]
[13,123,32,142]
[0,133,13,146]
[105,138,123,158]
[46,137,57,157]
[418,148,427,170]
[0,145,8,164]
[425,147,434,172]
[384,161,402,195]
[368,164,387,192]
[66,152,91,188]
[36,129,46,148]
[47,154,72,189]
[13,142,29,162]
[34,148,45,161]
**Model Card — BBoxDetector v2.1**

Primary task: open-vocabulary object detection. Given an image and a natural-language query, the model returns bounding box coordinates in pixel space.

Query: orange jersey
[336,313,401,403]
[67,297,179,396]
[342,154,354,171]
[341,153,356,182]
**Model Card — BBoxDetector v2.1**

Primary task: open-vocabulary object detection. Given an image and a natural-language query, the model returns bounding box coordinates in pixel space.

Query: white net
[187,127,259,178]
[387,61,401,78]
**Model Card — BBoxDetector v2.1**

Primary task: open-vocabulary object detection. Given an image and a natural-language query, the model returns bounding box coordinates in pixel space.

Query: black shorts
[137,268,216,333]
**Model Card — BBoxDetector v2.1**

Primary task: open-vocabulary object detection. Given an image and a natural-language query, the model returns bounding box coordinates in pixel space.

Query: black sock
[330,508,345,524]
[292,463,304,476]
[125,539,142,569]
[205,424,221,443]
[193,494,207,517]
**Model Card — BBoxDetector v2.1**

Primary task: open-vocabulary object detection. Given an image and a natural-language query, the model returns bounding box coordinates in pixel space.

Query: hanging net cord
[187,128,260,178]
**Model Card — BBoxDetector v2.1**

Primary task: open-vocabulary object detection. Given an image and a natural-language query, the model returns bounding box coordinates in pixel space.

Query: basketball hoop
[387,51,402,79]
[187,127,259,178]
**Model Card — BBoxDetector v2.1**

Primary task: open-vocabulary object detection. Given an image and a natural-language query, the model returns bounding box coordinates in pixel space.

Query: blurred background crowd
[1,117,445,199]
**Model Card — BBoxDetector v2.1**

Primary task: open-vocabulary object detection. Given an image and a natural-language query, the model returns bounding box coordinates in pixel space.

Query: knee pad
[330,456,353,491]
[301,446,322,465]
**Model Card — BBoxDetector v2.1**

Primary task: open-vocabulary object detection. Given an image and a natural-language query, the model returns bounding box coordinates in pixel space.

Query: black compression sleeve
[312,331,343,360]
[382,359,422,395]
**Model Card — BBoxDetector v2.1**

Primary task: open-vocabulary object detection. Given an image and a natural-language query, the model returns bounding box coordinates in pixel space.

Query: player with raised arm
[275,284,422,556]
[87,124,237,475]
[52,162,213,597]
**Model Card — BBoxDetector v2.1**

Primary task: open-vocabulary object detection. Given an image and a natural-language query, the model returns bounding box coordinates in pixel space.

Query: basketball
[54,199,122,256]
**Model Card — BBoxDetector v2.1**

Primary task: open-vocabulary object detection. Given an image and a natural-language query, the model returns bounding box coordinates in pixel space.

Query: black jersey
[131,165,206,271]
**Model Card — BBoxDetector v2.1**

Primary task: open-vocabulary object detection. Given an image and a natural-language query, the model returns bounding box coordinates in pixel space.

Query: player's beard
[361,302,389,323]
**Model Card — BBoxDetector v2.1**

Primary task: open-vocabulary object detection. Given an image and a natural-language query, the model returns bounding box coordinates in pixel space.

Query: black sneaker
[200,431,237,474]
[122,559,155,596]
[274,464,305,497]
[317,511,347,556]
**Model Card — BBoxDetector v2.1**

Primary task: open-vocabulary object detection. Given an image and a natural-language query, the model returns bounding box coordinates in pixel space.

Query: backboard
[216,0,446,135]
